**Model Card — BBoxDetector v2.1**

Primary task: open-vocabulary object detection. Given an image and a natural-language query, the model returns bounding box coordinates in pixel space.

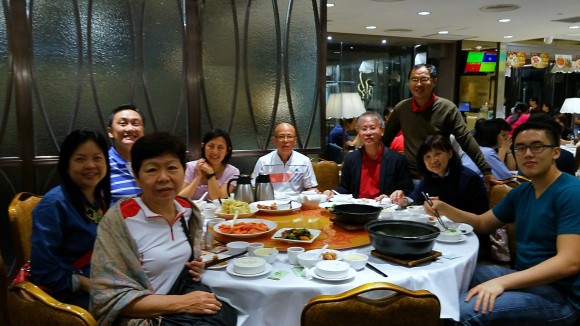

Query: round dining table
[203,207,479,326]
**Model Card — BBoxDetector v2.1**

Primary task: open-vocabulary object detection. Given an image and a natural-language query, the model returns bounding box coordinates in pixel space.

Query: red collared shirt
[358,145,383,198]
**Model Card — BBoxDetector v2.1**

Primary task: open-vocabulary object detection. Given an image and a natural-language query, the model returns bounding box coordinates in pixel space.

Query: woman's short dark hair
[201,129,233,164]
[416,133,460,177]
[131,132,186,177]
[474,120,504,147]
[58,130,111,216]
[513,102,528,113]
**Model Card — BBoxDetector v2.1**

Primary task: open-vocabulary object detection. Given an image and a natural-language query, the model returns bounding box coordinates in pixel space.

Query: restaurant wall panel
[0,0,324,268]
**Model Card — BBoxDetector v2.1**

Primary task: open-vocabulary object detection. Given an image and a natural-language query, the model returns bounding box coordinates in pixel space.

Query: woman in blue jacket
[30,130,110,309]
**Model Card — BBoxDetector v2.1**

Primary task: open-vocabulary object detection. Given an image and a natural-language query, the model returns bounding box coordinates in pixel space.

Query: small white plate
[250,200,302,214]
[226,263,273,278]
[214,219,278,238]
[436,223,473,234]
[201,253,230,270]
[311,267,356,281]
[436,234,467,243]
[271,228,321,243]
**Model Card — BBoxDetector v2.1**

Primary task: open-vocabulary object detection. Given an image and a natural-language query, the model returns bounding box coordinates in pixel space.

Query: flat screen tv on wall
[464,51,497,73]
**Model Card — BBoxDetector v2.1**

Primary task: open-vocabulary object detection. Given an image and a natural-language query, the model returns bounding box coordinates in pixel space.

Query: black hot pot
[365,220,440,256]
[331,204,382,225]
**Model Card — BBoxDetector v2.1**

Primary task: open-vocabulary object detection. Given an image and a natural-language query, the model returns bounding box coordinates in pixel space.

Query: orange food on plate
[257,203,277,210]
[557,57,565,66]
[218,222,270,234]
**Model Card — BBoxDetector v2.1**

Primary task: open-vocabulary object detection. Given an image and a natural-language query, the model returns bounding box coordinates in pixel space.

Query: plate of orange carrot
[213,219,278,238]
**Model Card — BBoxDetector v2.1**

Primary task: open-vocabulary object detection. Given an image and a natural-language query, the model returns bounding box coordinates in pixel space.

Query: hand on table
[389,190,407,206]
[186,257,205,282]
[464,278,506,314]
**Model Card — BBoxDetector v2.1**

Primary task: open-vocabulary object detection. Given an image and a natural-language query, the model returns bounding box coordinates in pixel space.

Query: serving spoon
[229,211,239,233]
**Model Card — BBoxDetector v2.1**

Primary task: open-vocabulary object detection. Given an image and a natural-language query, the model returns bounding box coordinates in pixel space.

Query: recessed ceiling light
[417,11,430,16]
[498,18,511,23]
[504,35,513,39]
[327,36,332,40]
[381,39,387,44]
[366,25,377,30]
[438,30,449,34]
[350,46,354,50]
[570,25,580,29]
[327,3,335,7]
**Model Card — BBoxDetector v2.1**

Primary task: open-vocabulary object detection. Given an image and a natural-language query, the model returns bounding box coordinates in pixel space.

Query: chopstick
[366,263,388,277]
[421,192,448,229]
[204,250,248,268]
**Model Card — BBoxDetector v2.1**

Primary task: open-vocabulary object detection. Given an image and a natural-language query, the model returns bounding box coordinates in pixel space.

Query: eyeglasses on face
[409,77,432,84]
[512,143,556,155]
[274,135,296,141]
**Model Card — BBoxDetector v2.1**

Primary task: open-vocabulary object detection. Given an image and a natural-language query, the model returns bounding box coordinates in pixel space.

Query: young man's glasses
[513,143,556,155]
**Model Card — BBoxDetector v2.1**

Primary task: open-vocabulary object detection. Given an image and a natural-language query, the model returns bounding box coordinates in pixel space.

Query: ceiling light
[327,3,335,7]
[417,11,430,16]
[366,25,377,30]
[570,26,580,29]
[438,30,449,34]
[498,18,511,23]
[504,35,513,39]
[381,39,387,44]
[327,36,332,40]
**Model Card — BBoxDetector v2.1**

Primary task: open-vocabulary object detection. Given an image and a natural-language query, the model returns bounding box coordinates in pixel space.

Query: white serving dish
[271,228,321,243]
[214,219,278,238]
[232,256,266,275]
[315,260,350,279]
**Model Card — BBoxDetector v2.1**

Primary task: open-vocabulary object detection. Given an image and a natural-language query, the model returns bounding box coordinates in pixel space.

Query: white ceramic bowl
[342,252,369,270]
[253,247,279,264]
[315,260,350,279]
[226,241,249,255]
[406,205,425,216]
[438,229,462,241]
[299,194,325,210]
[274,201,292,210]
[233,257,266,275]
[297,249,341,268]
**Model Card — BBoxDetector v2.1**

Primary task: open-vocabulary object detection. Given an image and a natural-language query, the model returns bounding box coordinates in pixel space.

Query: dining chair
[488,184,516,266]
[8,192,42,274]
[310,159,340,192]
[300,282,440,326]
[7,281,97,326]
[0,249,10,326]
[574,146,580,172]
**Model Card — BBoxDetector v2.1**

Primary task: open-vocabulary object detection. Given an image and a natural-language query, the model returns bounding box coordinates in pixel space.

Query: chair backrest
[301,282,440,326]
[0,250,10,326]
[311,159,340,192]
[488,184,516,266]
[8,192,42,270]
[7,282,97,326]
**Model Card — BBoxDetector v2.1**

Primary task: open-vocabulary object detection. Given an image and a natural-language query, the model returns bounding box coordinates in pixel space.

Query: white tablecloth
[561,144,577,157]
[203,234,479,326]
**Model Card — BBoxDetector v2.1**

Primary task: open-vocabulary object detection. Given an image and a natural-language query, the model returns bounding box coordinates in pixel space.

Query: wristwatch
[205,173,216,180]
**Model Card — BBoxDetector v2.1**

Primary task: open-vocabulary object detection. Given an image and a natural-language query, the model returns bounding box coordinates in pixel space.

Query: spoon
[230,210,239,233]
[199,191,208,201]
[317,244,329,258]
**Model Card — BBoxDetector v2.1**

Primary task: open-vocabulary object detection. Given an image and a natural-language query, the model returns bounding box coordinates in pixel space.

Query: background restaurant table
[204,208,479,325]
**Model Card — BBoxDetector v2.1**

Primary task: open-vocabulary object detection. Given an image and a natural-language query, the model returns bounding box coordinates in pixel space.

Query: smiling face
[513,129,559,179]
[273,123,297,159]
[408,66,437,104]
[423,148,453,177]
[108,109,144,153]
[203,136,229,166]
[357,115,384,147]
[68,140,107,196]
[135,153,185,207]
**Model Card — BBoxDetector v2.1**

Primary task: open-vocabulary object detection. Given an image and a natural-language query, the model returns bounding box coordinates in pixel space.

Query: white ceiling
[327,0,580,45]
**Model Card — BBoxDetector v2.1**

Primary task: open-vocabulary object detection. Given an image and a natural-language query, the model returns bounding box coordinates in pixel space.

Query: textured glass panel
[201,0,238,135]
[142,0,184,134]
[90,0,135,120]
[0,3,19,157]
[32,1,85,155]
[287,0,319,148]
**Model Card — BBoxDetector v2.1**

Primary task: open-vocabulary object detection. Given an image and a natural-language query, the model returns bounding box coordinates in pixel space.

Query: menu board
[530,53,549,68]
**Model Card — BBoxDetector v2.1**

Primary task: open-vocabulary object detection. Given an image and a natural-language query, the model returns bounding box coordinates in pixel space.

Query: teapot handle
[226,176,239,198]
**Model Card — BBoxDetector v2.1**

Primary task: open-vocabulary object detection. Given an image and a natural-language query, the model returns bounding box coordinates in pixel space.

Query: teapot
[227,174,255,203]
[255,174,274,201]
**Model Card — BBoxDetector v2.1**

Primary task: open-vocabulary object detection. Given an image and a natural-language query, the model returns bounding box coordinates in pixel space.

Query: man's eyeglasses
[513,143,556,155]
[409,77,432,84]
[274,135,296,141]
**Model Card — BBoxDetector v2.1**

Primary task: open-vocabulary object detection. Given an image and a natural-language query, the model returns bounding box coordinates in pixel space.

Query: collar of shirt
[411,93,437,113]
[134,197,188,224]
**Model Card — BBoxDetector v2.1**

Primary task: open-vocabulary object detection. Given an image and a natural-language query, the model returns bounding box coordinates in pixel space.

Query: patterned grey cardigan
[89,197,202,326]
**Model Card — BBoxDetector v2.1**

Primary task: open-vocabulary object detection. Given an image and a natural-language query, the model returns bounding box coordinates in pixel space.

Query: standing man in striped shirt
[107,104,145,204]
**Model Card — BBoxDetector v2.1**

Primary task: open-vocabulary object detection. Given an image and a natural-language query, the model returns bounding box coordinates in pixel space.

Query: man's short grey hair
[356,111,384,129]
